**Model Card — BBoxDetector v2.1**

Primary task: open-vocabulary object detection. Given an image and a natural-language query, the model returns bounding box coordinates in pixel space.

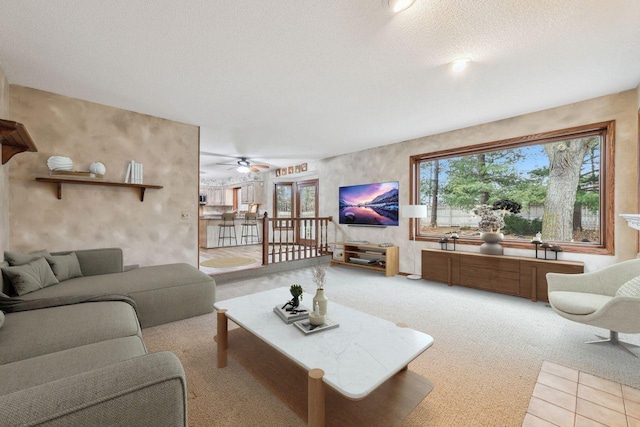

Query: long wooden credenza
[421,249,584,302]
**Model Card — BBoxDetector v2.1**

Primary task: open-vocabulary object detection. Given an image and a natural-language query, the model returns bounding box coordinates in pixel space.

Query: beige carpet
[143,267,640,426]
[200,257,258,268]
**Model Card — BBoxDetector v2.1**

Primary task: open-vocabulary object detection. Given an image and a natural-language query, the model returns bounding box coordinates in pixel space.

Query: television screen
[338,181,399,226]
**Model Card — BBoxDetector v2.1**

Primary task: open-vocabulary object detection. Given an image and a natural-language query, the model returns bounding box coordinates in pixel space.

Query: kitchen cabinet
[200,186,232,206]
[211,187,223,205]
[241,182,262,205]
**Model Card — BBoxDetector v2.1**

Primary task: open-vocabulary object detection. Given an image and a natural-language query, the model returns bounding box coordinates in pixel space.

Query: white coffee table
[214,287,434,426]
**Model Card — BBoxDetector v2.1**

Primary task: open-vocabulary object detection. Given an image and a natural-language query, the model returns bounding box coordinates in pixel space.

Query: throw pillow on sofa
[1,257,59,296]
[616,275,640,298]
[1,260,9,297]
[44,252,83,282]
[4,249,50,266]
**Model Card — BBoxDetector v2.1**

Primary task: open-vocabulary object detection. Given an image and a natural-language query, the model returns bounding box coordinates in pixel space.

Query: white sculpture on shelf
[47,156,73,171]
[89,162,106,176]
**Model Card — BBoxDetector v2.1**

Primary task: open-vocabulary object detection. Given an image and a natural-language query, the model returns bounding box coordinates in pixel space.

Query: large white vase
[313,289,328,315]
[480,232,504,255]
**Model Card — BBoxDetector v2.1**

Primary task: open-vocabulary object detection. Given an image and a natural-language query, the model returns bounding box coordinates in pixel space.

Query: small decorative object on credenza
[439,232,460,251]
[473,199,521,255]
[530,233,563,260]
[451,232,459,250]
[531,232,543,258]
[282,284,304,310]
[438,237,449,250]
[542,243,562,260]
[312,265,328,315]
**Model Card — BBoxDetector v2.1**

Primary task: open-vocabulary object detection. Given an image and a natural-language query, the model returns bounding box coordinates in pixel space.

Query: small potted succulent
[289,284,303,308]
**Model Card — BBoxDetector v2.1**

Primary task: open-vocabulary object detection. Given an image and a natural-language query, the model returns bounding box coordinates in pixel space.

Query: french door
[296,180,318,246]
[274,179,318,245]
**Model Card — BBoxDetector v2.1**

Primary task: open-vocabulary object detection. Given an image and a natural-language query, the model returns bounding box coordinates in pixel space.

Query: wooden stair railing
[261,213,333,265]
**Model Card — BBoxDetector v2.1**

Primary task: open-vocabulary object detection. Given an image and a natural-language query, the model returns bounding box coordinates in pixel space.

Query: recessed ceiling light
[451,58,471,73]
[385,0,417,13]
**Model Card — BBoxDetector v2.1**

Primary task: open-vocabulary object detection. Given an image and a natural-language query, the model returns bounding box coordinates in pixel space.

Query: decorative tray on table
[293,317,339,335]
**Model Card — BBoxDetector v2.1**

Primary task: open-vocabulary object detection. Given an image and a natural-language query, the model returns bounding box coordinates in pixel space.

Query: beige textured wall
[319,90,639,273]
[8,86,199,267]
[0,67,9,256]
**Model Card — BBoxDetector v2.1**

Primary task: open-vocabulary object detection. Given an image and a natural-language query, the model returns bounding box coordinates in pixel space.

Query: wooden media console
[421,249,584,302]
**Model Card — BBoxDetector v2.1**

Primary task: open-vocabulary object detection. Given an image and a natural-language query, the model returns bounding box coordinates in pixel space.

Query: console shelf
[36,177,163,202]
[330,242,399,277]
[1,119,38,164]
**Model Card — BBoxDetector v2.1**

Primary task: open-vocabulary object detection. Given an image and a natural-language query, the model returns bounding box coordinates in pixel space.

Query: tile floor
[523,361,640,427]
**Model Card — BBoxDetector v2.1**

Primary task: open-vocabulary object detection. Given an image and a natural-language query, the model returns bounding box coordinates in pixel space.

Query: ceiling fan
[232,157,269,173]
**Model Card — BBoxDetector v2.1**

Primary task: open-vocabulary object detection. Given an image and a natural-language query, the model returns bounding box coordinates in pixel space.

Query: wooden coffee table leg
[217,309,228,368]
[308,368,325,427]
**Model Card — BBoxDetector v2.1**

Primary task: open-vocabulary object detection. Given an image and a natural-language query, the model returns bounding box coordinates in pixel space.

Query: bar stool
[241,213,260,244]
[218,212,237,246]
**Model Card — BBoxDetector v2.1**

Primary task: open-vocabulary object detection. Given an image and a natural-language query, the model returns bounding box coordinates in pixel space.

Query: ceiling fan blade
[253,164,269,169]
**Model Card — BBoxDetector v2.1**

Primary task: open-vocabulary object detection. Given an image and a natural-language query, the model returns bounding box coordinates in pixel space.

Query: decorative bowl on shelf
[89,162,106,175]
[47,156,73,171]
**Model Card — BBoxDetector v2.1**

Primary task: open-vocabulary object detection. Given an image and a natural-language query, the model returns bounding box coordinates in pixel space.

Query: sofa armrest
[52,248,124,276]
[0,351,187,427]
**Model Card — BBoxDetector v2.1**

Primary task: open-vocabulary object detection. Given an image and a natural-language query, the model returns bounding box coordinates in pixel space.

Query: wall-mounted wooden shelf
[36,177,163,202]
[1,119,38,164]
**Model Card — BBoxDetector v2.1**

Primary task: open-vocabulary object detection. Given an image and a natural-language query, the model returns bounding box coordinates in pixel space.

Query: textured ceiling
[1,1,639,178]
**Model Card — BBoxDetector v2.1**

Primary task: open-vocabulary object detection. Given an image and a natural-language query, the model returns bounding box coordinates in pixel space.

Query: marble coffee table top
[214,287,434,399]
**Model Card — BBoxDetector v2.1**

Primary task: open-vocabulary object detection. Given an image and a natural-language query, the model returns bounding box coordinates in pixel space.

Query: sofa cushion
[52,248,123,277]
[4,250,50,266]
[1,257,59,296]
[616,275,640,298]
[20,263,216,327]
[45,252,83,282]
[0,335,146,395]
[549,291,613,315]
[0,301,141,365]
[0,310,4,328]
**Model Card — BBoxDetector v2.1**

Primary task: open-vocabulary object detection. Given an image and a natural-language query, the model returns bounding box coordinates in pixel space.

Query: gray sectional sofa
[0,248,216,426]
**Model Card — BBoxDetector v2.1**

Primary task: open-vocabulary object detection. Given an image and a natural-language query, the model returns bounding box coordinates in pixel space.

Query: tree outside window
[411,122,614,254]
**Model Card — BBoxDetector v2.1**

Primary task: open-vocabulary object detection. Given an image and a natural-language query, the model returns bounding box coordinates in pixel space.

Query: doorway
[274,179,319,245]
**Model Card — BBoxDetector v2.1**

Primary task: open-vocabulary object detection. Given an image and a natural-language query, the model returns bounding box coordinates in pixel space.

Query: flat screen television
[338,181,399,226]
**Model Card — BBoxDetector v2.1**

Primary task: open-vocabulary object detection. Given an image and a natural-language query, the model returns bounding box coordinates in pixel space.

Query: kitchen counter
[199,214,262,220]
[199,216,262,248]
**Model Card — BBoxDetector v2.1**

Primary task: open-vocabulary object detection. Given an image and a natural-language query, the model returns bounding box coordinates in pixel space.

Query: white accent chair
[547,259,640,356]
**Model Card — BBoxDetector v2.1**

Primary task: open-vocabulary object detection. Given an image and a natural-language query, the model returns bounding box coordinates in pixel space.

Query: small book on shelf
[273,304,309,324]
